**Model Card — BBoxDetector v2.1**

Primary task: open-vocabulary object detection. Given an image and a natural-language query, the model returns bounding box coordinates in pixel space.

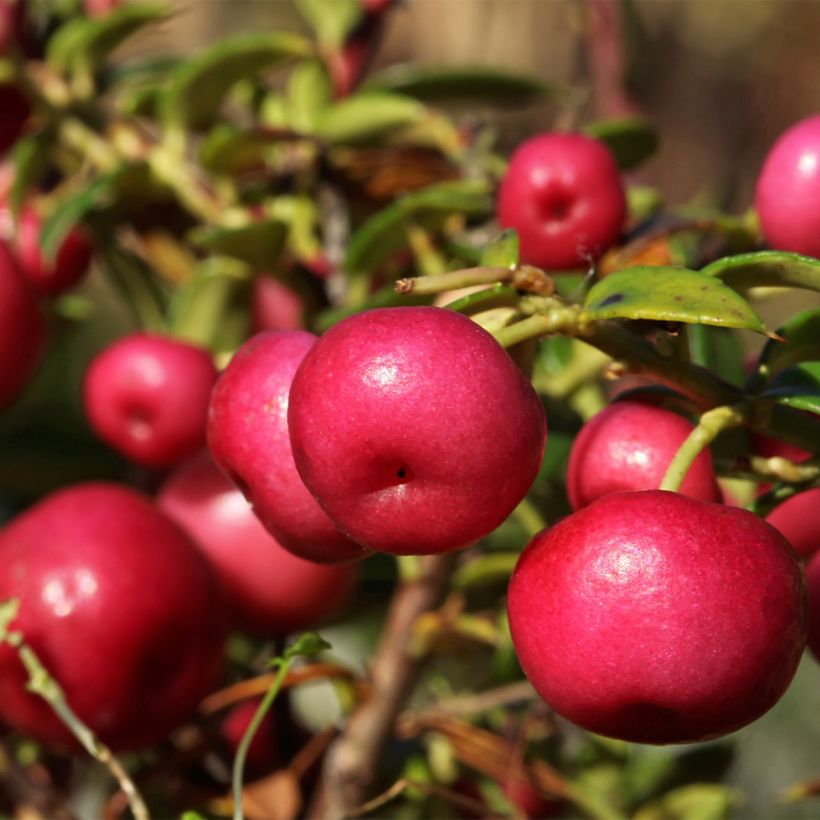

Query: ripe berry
[157,454,357,636]
[0,239,44,410]
[251,276,305,333]
[508,491,806,744]
[84,333,218,469]
[755,114,820,257]
[208,330,367,564]
[0,483,225,750]
[566,399,721,509]
[766,488,820,560]
[497,132,626,270]
[288,307,547,555]
[15,205,93,297]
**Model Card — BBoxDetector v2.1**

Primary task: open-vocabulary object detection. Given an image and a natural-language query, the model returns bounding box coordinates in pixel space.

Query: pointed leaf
[756,308,820,378]
[761,362,820,415]
[365,63,556,105]
[345,179,492,275]
[47,4,169,73]
[583,116,659,170]
[584,266,768,333]
[9,131,53,215]
[316,92,427,144]
[162,32,312,130]
[295,0,362,47]
[480,229,519,269]
[701,250,820,291]
[189,220,287,270]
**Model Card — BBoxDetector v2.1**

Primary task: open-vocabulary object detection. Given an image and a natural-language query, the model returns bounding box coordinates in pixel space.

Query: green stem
[395,266,512,296]
[494,304,581,349]
[232,658,294,820]
[660,405,747,493]
[512,496,547,537]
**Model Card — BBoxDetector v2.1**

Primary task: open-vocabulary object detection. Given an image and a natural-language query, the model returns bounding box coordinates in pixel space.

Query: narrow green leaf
[365,63,556,105]
[98,245,167,332]
[47,4,169,73]
[162,32,312,130]
[761,362,820,415]
[687,325,744,386]
[443,284,518,315]
[480,229,519,269]
[189,220,287,270]
[584,266,768,333]
[345,179,492,276]
[39,174,119,261]
[317,92,427,144]
[583,116,659,170]
[701,250,820,292]
[9,132,53,215]
[756,308,820,378]
[295,0,362,47]
[287,59,331,133]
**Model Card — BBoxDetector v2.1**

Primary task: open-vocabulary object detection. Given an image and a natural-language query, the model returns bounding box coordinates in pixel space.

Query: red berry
[15,205,93,297]
[84,333,218,469]
[508,491,806,744]
[288,307,547,555]
[0,238,44,410]
[0,483,225,750]
[497,132,626,270]
[251,276,305,333]
[208,331,367,564]
[158,454,357,636]
[766,488,820,561]
[566,399,721,509]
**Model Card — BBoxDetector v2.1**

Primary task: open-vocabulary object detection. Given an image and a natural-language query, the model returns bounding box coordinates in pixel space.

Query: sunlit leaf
[701,250,820,292]
[295,0,362,47]
[584,266,767,333]
[287,59,331,132]
[316,92,427,144]
[480,229,519,269]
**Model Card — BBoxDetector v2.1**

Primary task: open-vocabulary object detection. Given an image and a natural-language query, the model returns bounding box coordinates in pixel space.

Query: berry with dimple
[566,399,721,509]
[497,132,626,270]
[508,490,806,744]
[0,483,225,750]
[755,114,820,257]
[84,333,218,469]
[0,238,44,410]
[288,306,547,556]
[208,330,367,564]
[158,453,357,636]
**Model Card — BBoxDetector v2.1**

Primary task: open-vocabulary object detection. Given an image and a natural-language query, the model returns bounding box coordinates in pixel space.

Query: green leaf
[47,3,169,73]
[365,63,556,105]
[189,220,287,270]
[9,131,53,215]
[761,362,820,415]
[757,308,820,377]
[584,266,768,333]
[162,32,313,131]
[98,245,167,332]
[443,284,518,315]
[452,553,518,590]
[701,250,820,292]
[583,116,659,170]
[634,784,739,820]
[480,229,519,269]
[287,59,331,133]
[316,92,427,144]
[199,126,281,175]
[169,257,250,350]
[687,325,744,386]
[346,179,493,276]
[39,174,119,261]
[295,0,362,47]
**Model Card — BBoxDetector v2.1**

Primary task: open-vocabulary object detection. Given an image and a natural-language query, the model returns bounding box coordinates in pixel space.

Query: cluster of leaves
[2,1,820,819]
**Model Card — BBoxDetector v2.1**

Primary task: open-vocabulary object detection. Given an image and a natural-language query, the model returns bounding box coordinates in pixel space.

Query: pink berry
[84,333,218,469]
[157,454,357,636]
[497,132,626,270]
[0,238,44,410]
[766,488,820,561]
[0,483,225,750]
[566,399,722,509]
[251,276,305,333]
[288,307,547,555]
[756,114,820,257]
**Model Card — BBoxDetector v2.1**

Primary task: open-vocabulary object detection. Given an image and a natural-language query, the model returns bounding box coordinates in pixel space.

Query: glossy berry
[288,307,547,555]
[756,115,820,257]
[157,454,357,636]
[766,488,820,560]
[0,483,225,750]
[0,84,29,155]
[497,132,626,270]
[508,490,806,744]
[0,239,44,410]
[208,330,367,564]
[566,399,721,509]
[15,205,93,296]
[84,333,218,469]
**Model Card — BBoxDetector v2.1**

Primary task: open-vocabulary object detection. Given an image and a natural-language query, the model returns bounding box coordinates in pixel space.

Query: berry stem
[395,266,513,295]
[660,405,748,493]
